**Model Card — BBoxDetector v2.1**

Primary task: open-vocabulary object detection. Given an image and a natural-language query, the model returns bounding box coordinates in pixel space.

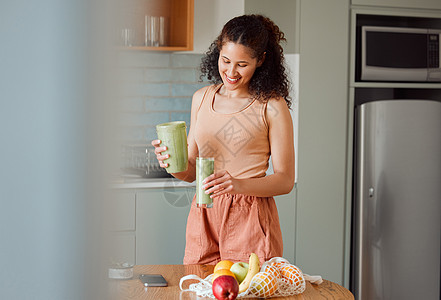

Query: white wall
[192,0,245,53]
[244,0,298,53]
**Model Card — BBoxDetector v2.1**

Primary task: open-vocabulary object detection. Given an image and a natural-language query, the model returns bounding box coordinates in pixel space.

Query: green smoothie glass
[196,157,214,208]
[156,121,188,173]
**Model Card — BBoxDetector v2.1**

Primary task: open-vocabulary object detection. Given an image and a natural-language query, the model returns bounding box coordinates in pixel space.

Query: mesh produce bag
[179,257,322,298]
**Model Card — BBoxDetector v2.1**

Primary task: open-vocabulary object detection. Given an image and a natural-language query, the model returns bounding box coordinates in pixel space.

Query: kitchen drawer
[109,192,136,231]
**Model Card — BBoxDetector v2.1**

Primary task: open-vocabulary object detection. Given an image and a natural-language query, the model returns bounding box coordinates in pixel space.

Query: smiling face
[218,41,262,96]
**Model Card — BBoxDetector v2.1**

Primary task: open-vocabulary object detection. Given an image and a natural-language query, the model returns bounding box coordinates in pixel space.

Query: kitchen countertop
[112,177,196,189]
[109,264,354,300]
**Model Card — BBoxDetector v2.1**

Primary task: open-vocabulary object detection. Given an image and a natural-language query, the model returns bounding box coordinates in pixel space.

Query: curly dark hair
[200,14,292,109]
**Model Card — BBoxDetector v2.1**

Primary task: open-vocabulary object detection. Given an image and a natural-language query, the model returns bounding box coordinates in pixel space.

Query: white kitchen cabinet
[352,0,441,10]
[109,232,136,265]
[109,192,136,232]
[108,186,195,265]
[135,187,296,265]
[136,187,195,265]
[108,191,137,265]
[109,184,296,266]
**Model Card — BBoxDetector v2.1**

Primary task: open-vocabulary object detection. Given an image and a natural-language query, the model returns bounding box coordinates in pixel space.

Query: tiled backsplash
[117,51,208,145]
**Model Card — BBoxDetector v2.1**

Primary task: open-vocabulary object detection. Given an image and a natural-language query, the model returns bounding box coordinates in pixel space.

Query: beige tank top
[194,84,270,179]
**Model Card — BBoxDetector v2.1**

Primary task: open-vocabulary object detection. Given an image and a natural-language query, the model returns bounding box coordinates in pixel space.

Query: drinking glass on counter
[196,157,214,208]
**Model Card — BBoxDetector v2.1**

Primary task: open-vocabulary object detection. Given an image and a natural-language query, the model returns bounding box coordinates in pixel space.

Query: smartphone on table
[139,274,168,287]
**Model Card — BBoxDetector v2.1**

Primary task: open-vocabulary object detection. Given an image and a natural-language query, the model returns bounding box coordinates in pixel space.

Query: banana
[238,253,260,293]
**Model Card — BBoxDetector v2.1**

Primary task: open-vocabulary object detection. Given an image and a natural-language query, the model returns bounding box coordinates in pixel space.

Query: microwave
[361,26,441,82]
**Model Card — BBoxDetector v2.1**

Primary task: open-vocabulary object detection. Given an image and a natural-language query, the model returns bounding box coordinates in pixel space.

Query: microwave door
[361,26,436,81]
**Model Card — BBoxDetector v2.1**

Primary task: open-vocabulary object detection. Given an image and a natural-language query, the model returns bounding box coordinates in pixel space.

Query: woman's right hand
[151,139,169,168]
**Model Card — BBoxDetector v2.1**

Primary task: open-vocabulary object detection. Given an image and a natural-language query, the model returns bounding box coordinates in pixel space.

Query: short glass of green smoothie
[196,157,214,208]
[155,121,188,173]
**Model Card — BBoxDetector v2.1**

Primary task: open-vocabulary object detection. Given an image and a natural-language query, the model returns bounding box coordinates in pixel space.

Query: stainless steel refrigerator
[351,99,441,299]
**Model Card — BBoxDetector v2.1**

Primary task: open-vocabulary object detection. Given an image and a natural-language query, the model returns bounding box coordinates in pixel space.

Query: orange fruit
[262,265,281,279]
[212,269,237,283]
[214,260,235,273]
[271,261,288,271]
[280,264,304,288]
[248,272,278,298]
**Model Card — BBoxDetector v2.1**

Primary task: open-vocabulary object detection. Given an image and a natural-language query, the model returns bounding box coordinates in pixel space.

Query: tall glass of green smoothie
[155,121,188,173]
[196,157,214,208]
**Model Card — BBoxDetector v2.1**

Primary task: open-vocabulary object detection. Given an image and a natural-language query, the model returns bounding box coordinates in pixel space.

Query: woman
[152,14,295,265]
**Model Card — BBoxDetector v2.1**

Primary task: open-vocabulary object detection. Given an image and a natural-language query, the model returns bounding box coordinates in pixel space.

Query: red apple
[212,275,239,300]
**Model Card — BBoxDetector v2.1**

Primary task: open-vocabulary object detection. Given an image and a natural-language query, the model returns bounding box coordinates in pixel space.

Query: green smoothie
[196,157,214,208]
[156,121,188,173]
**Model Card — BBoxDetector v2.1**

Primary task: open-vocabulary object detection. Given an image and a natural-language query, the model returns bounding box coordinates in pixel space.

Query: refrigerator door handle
[368,187,374,198]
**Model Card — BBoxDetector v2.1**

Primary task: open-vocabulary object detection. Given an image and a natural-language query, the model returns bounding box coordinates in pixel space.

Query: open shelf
[116,0,194,51]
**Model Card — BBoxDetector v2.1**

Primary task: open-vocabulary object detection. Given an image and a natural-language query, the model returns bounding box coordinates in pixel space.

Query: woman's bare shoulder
[191,85,214,109]
[266,97,290,119]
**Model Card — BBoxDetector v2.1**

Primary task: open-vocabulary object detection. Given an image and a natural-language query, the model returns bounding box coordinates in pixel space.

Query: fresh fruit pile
[211,253,260,300]
[211,254,306,299]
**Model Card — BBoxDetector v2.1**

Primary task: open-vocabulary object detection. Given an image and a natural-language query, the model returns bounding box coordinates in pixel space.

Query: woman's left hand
[202,170,241,198]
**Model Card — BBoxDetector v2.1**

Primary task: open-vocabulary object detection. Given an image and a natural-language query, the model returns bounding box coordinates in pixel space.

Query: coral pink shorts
[183,193,283,265]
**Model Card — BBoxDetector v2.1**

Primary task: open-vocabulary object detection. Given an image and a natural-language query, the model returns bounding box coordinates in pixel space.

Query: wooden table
[109,265,354,300]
